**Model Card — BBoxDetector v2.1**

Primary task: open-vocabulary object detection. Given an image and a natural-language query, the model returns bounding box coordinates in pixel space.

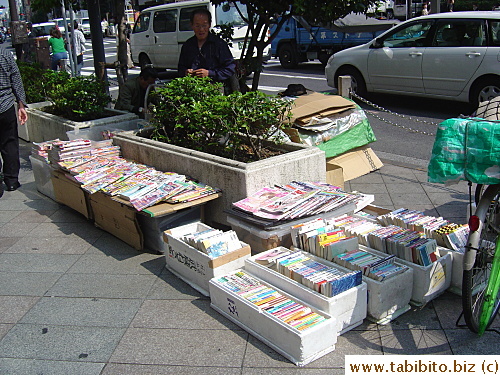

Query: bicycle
[462,183,500,335]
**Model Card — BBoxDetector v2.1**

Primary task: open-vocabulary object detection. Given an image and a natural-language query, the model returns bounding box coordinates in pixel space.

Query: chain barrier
[350,91,437,136]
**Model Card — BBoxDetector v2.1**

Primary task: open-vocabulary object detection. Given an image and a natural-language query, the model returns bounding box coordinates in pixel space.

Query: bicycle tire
[462,184,500,334]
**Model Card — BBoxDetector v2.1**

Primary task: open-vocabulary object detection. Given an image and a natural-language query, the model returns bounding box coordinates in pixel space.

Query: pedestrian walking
[447,0,454,12]
[71,21,86,76]
[0,46,28,197]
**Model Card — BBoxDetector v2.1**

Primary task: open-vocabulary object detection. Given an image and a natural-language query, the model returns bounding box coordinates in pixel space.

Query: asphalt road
[48,39,478,165]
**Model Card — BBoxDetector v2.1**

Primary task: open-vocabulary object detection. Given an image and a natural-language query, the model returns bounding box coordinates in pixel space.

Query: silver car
[325,11,500,106]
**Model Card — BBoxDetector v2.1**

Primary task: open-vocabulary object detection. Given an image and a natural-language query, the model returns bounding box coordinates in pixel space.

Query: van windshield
[215,2,247,27]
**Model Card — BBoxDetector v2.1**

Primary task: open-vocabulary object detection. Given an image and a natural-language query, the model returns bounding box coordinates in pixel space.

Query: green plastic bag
[428,118,500,184]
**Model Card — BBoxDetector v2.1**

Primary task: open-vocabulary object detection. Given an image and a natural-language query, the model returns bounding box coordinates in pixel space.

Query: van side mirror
[371,38,383,48]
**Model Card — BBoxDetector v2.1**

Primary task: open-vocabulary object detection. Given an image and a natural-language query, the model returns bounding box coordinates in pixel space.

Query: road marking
[260,72,324,81]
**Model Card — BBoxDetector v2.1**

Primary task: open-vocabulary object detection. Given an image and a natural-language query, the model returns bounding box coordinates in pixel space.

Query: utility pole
[8,0,23,59]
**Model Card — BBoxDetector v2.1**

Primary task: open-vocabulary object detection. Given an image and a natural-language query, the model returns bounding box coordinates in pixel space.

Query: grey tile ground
[0,324,125,362]
[109,328,248,366]
[19,297,143,327]
[0,141,494,372]
[0,296,40,324]
[0,358,105,375]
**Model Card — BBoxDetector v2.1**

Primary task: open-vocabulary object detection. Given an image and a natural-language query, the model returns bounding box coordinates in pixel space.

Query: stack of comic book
[179,226,242,259]
[213,270,329,331]
[335,250,409,281]
[230,181,364,227]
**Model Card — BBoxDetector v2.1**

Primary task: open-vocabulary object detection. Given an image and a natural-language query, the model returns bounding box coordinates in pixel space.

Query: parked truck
[270,14,398,68]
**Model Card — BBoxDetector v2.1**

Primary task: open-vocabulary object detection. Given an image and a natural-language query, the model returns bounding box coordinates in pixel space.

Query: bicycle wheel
[462,184,500,334]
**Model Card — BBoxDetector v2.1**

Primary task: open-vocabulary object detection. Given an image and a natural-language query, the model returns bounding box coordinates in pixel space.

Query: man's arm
[8,52,28,125]
[209,40,236,82]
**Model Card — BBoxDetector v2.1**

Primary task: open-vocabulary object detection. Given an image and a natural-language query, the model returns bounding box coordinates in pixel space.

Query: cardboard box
[90,191,143,250]
[326,145,383,182]
[163,222,251,296]
[51,170,92,219]
[290,93,355,125]
[30,156,56,201]
[245,248,367,334]
[209,269,338,366]
[325,163,345,190]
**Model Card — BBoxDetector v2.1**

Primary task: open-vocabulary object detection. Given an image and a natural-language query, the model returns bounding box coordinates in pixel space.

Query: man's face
[139,76,156,90]
[191,13,210,43]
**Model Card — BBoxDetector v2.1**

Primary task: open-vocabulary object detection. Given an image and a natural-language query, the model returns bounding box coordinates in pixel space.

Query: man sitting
[115,67,158,118]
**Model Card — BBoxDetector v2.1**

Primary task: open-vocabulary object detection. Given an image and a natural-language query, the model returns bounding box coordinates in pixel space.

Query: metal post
[338,75,352,98]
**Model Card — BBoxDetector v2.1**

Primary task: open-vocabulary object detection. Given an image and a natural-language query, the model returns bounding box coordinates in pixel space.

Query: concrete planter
[24,102,139,142]
[113,130,326,227]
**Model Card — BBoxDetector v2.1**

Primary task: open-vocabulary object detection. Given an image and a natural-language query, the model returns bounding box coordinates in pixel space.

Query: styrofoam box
[439,247,463,296]
[244,247,367,334]
[137,206,201,254]
[66,119,141,141]
[227,206,356,255]
[163,222,251,296]
[332,256,413,324]
[29,155,56,201]
[209,269,338,367]
[359,245,452,306]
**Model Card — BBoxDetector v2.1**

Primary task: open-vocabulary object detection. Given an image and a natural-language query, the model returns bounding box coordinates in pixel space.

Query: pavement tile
[0,358,105,375]
[245,329,381,369]
[49,206,91,223]
[146,268,208,300]
[407,206,440,217]
[102,364,243,374]
[0,296,40,324]
[85,233,141,256]
[348,183,388,194]
[349,173,384,184]
[0,222,38,237]
[0,324,13,340]
[389,193,432,207]
[243,368,343,375]
[386,183,426,194]
[369,193,394,207]
[66,252,165,275]
[420,182,470,195]
[27,222,105,240]
[0,324,125,362]
[0,237,20,253]
[131,299,241,330]
[0,253,81,273]
[46,273,157,299]
[4,235,94,254]
[379,328,452,355]
[0,272,62,296]
[427,192,469,206]
[445,328,500,354]
[434,204,468,223]
[20,296,143,327]
[378,303,442,330]
[109,328,248,366]
[0,200,32,211]
[0,210,23,223]
[432,293,464,330]
[20,198,62,211]
[9,210,54,223]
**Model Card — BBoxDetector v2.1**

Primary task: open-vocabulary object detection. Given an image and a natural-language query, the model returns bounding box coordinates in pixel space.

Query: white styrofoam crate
[439,247,463,296]
[209,269,338,366]
[29,155,56,201]
[359,245,452,306]
[163,222,251,296]
[244,247,367,334]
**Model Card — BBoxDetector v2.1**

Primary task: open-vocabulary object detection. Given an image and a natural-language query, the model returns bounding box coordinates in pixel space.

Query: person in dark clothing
[114,67,158,118]
[177,8,236,87]
[0,47,28,197]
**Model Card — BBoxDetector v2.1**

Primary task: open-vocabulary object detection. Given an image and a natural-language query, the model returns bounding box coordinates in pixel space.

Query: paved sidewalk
[0,140,498,374]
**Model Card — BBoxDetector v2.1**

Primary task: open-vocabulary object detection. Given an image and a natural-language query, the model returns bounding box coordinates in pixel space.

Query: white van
[130,0,269,70]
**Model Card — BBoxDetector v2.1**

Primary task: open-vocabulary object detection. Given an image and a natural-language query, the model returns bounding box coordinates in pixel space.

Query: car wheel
[470,77,500,108]
[278,43,298,69]
[335,67,367,98]
[139,54,152,69]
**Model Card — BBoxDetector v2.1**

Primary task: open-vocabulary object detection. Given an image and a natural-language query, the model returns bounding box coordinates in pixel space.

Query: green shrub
[46,75,111,121]
[150,76,292,162]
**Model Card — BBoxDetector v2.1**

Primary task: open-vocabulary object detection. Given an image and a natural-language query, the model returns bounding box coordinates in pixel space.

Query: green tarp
[428,118,500,185]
